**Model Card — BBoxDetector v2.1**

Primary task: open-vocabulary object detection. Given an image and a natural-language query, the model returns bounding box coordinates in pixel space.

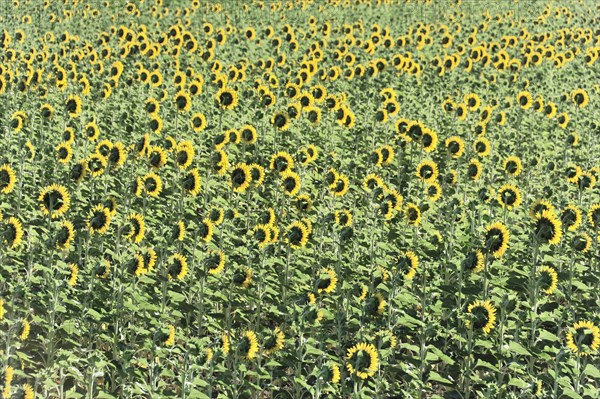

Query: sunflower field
[1,0,600,398]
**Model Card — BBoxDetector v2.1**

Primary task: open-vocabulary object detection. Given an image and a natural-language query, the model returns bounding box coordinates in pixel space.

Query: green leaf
[427,371,453,385]
[560,388,583,399]
[507,378,528,388]
[474,359,499,372]
[508,341,531,356]
[583,363,600,379]
[538,329,559,342]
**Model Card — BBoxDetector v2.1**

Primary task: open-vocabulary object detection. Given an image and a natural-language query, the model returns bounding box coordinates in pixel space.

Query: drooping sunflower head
[3,217,24,249]
[346,342,379,379]
[280,170,301,197]
[467,158,483,180]
[237,331,259,360]
[372,329,398,350]
[416,160,439,183]
[87,205,112,235]
[497,184,522,210]
[262,326,285,355]
[533,210,562,246]
[55,220,75,251]
[182,168,201,196]
[269,151,294,173]
[462,249,485,273]
[316,268,338,294]
[395,250,418,280]
[405,203,421,226]
[229,163,252,193]
[529,199,555,220]
[503,156,522,177]
[205,249,226,275]
[560,205,582,231]
[167,253,188,280]
[587,204,600,229]
[466,300,497,334]
[286,221,309,249]
[482,221,509,258]
[0,164,17,194]
[537,265,558,295]
[38,184,71,218]
[566,320,600,356]
[571,233,592,253]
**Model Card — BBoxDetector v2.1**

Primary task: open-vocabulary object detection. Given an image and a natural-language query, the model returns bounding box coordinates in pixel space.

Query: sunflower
[497,184,522,210]
[175,141,194,170]
[174,90,191,113]
[363,173,384,192]
[253,224,272,249]
[529,199,555,220]
[66,263,79,286]
[55,220,75,251]
[426,182,442,202]
[346,342,379,379]
[215,87,238,110]
[233,267,253,288]
[208,207,225,226]
[466,300,497,334]
[572,233,592,253]
[316,268,337,294]
[85,120,100,141]
[473,137,491,157]
[557,113,570,129]
[69,160,87,184]
[86,154,106,177]
[271,110,290,131]
[566,321,600,356]
[561,205,582,231]
[124,213,145,243]
[65,94,82,117]
[286,221,309,249]
[142,172,163,197]
[517,91,532,110]
[334,210,353,227]
[503,156,522,177]
[331,174,350,197]
[197,218,214,242]
[405,203,421,226]
[445,136,465,158]
[238,331,259,360]
[167,253,188,280]
[87,205,112,235]
[395,250,419,280]
[190,113,207,133]
[421,128,438,152]
[462,249,485,273]
[19,319,30,341]
[281,170,301,196]
[95,259,111,279]
[147,146,168,169]
[206,249,226,275]
[229,163,252,193]
[3,217,24,249]
[537,265,558,295]
[464,93,481,111]
[38,184,70,218]
[532,210,562,245]
[182,168,201,196]
[482,221,510,258]
[263,327,285,355]
[571,88,589,108]
[164,325,176,346]
[588,204,600,229]
[416,160,439,183]
[0,164,16,194]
